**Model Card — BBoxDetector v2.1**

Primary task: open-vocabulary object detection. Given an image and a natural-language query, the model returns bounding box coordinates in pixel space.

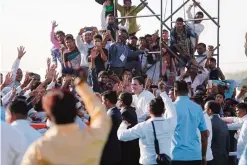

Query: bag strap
[151,121,160,155]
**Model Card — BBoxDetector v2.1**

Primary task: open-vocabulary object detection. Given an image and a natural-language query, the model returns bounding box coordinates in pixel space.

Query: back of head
[101,90,118,105]
[174,80,188,96]
[205,100,221,114]
[119,92,132,107]
[42,89,77,125]
[7,96,29,116]
[149,97,165,117]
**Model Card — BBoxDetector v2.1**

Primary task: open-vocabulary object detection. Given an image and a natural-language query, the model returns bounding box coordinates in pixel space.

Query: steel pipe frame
[116,14,160,19]
[191,0,220,27]
[140,0,171,31]
[171,17,218,23]
[163,0,190,24]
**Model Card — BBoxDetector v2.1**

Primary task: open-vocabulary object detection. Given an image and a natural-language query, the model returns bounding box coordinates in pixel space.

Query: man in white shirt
[131,76,155,122]
[118,96,177,165]
[222,103,247,130]
[5,96,41,146]
[1,121,27,165]
[186,2,205,47]
[237,120,247,161]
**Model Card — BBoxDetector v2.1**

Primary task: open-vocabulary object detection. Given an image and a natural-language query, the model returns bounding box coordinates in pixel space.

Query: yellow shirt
[21,83,111,165]
[117,4,145,34]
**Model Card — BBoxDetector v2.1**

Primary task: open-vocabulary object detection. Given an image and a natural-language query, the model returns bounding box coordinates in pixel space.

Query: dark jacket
[100,107,122,165]
[211,114,230,165]
[120,106,140,165]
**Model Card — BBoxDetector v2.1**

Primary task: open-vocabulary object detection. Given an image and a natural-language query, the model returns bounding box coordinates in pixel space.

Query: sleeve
[109,44,117,64]
[135,4,145,13]
[50,27,60,49]
[123,19,130,31]
[46,82,56,90]
[198,109,207,131]
[198,68,209,84]
[21,142,39,165]
[101,6,108,30]
[160,91,177,119]
[170,28,176,45]
[10,59,21,82]
[117,122,144,141]
[75,35,87,54]
[186,5,193,20]
[221,117,237,123]
[75,82,112,141]
[237,121,247,156]
[116,3,124,13]
[90,69,101,93]
[187,26,198,38]
[227,122,244,131]
[51,49,58,65]
[224,80,236,99]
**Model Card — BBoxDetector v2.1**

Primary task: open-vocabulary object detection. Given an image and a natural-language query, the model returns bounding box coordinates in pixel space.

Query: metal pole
[116,14,160,19]
[217,0,220,67]
[159,0,163,78]
[117,0,147,25]
[140,0,171,31]
[163,0,190,23]
[114,0,118,40]
[191,0,220,27]
[170,0,173,71]
[171,17,218,23]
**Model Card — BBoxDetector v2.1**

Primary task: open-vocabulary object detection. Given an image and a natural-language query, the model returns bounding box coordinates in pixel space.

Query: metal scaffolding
[114,0,221,74]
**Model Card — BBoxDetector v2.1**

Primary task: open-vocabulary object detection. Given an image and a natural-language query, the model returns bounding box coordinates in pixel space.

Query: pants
[171,160,201,165]
[207,160,213,165]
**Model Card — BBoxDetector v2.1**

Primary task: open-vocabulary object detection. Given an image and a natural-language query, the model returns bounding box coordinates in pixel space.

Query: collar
[11,119,30,126]
[176,96,189,101]
[150,117,165,121]
[45,123,80,137]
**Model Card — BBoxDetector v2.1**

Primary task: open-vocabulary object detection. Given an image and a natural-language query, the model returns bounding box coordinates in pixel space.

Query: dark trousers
[171,160,201,165]
[207,160,213,165]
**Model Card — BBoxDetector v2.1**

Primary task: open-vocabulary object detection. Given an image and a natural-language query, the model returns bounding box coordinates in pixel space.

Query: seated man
[170,17,198,69]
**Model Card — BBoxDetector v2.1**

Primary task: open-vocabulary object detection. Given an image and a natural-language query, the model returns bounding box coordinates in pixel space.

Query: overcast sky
[1,0,247,78]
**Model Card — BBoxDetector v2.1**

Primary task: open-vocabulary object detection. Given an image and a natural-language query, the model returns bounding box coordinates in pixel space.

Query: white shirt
[196,51,208,68]
[159,91,176,119]
[197,113,213,161]
[1,121,28,165]
[132,90,155,122]
[75,35,92,67]
[190,69,209,93]
[222,114,247,130]
[11,120,41,146]
[118,116,177,165]
[186,6,205,47]
[237,120,247,158]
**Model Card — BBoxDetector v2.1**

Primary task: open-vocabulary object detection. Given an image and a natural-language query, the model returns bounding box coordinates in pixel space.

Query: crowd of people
[1,0,247,165]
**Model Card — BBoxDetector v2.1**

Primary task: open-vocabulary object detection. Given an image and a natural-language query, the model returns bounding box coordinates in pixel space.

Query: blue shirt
[171,96,207,161]
[1,107,5,121]
[239,144,247,165]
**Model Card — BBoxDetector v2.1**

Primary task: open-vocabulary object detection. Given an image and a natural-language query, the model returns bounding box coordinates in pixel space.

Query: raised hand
[45,65,57,83]
[17,46,26,59]
[52,70,59,83]
[103,0,111,6]
[24,78,35,90]
[51,21,58,29]
[3,72,13,86]
[22,72,30,88]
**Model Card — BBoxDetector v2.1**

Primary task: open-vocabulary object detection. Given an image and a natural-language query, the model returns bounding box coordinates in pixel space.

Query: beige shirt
[21,83,112,165]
